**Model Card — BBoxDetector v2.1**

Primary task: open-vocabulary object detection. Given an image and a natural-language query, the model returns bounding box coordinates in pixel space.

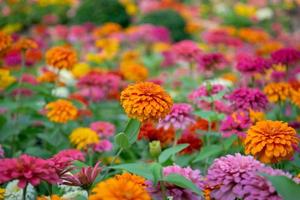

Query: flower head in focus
[46,46,77,70]
[89,173,150,200]
[120,82,173,122]
[69,128,99,150]
[263,82,292,103]
[245,120,299,163]
[45,99,78,123]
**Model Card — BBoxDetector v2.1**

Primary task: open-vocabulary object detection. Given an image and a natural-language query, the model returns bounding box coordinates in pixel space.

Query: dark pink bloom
[62,162,101,189]
[3,49,22,66]
[236,53,271,74]
[0,154,59,188]
[220,112,251,138]
[271,47,300,65]
[202,30,242,47]
[228,87,268,111]
[197,52,227,71]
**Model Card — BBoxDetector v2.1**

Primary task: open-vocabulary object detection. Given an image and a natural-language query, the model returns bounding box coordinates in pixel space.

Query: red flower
[178,132,202,154]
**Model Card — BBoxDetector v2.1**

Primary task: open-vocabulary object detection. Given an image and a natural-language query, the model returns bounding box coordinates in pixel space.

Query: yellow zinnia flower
[263,82,292,103]
[72,62,90,78]
[89,173,150,200]
[0,69,16,90]
[244,120,299,163]
[95,38,120,60]
[45,99,78,123]
[0,188,5,200]
[69,127,99,150]
[234,3,256,18]
[120,82,173,122]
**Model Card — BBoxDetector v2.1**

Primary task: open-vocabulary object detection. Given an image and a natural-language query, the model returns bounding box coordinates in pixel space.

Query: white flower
[59,69,76,86]
[5,180,35,200]
[256,7,273,20]
[52,86,70,98]
[62,190,88,200]
[202,78,233,88]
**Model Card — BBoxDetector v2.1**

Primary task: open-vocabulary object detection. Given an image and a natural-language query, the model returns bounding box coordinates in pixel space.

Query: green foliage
[114,132,130,149]
[158,144,189,164]
[123,119,141,144]
[73,0,130,27]
[222,12,253,28]
[140,9,190,41]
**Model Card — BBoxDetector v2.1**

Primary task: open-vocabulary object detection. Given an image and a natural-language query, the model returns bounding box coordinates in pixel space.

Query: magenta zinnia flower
[206,153,291,200]
[197,52,227,71]
[271,47,300,65]
[93,139,113,153]
[157,103,195,130]
[90,121,115,138]
[236,53,271,74]
[172,40,201,62]
[228,87,268,111]
[0,154,59,188]
[148,165,204,200]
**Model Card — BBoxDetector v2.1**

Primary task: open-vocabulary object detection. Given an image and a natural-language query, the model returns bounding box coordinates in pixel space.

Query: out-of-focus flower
[89,173,150,200]
[120,82,173,122]
[62,162,101,189]
[14,38,38,51]
[197,52,227,71]
[172,40,201,62]
[93,23,122,38]
[93,140,113,153]
[95,38,120,60]
[4,180,35,200]
[0,154,59,188]
[234,3,256,18]
[228,87,268,111]
[245,120,299,163]
[271,47,300,65]
[238,28,269,44]
[158,103,195,130]
[206,153,289,200]
[38,71,57,83]
[45,99,78,123]
[0,31,12,55]
[72,63,90,78]
[263,82,292,103]
[70,128,99,150]
[188,118,217,132]
[249,109,265,123]
[256,40,283,56]
[0,69,15,90]
[51,87,70,98]
[148,165,204,200]
[50,149,85,176]
[178,132,202,154]
[203,29,242,47]
[37,195,63,200]
[0,188,4,200]
[236,53,271,74]
[256,7,273,20]
[46,46,77,70]
[265,64,287,82]
[220,111,251,138]
[120,62,148,82]
[90,121,115,138]
[138,122,175,146]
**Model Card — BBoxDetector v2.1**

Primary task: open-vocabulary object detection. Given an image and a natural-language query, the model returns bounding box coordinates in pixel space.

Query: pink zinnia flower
[0,145,4,158]
[228,87,268,111]
[236,53,271,74]
[220,111,251,138]
[148,165,204,200]
[206,153,291,200]
[93,139,113,153]
[0,154,59,188]
[172,40,201,62]
[90,121,115,138]
[202,30,242,47]
[197,52,227,71]
[271,47,300,65]
[158,103,195,130]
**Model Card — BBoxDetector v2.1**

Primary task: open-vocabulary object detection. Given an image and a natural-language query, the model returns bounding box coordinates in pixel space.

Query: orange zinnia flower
[14,38,38,51]
[120,62,148,82]
[0,31,12,55]
[45,99,78,123]
[263,82,292,103]
[89,173,150,200]
[244,120,299,163]
[46,46,77,70]
[290,80,300,108]
[120,82,173,122]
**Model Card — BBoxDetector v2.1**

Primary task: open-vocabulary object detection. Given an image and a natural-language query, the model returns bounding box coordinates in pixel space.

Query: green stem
[23,184,27,200]
[16,50,26,102]
[172,131,180,162]
[102,148,123,179]
[160,181,168,200]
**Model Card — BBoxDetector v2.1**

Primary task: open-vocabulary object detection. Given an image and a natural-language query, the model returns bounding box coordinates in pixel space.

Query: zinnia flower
[271,47,300,65]
[89,173,151,200]
[120,62,148,82]
[263,82,292,103]
[172,40,201,62]
[0,188,4,200]
[228,87,268,111]
[69,127,99,150]
[90,121,115,138]
[197,52,227,71]
[0,69,15,90]
[206,153,289,200]
[120,82,173,122]
[178,131,202,154]
[236,53,271,74]
[0,154,59,188]
[157,103,195,130]
[245,120,299,163]
[147,165,204,200]
[0,31,12,55]
[46,46,77,70]
[45,99,78,123]
[14,38,38,51]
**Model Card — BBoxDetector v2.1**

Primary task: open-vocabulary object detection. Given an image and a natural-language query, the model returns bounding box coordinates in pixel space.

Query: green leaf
[124,119,141,144]
[223,135,237,150]
[73,160,89,168]
[151,162,163,185]
[262,174,300,200]
[193,145,223,163]
[115,132,130,149]
[111,163,154,180]
[75,195,87,200]
[0,115,7,129]
[25,147,51,158]
[164,174,202,196]
[158,144,189,163]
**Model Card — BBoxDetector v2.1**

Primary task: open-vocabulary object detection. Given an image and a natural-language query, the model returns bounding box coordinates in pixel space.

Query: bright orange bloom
[115,173,147,187]
[256,41,283,56]
[120,82,173,122]
[120,62,148,82]
[290,80,300,108]
[37,71,58,83]
[89,173,150,200]
[238,28,269,44]
[45,99,78,123]
[249,109,265,124]
[93,22,122,38]
[46,46,77,70]
[14,38,38,51]
[263,82,292,103]
[0,31,12,55]
[37,195,63,200]
[245,120,299,163]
